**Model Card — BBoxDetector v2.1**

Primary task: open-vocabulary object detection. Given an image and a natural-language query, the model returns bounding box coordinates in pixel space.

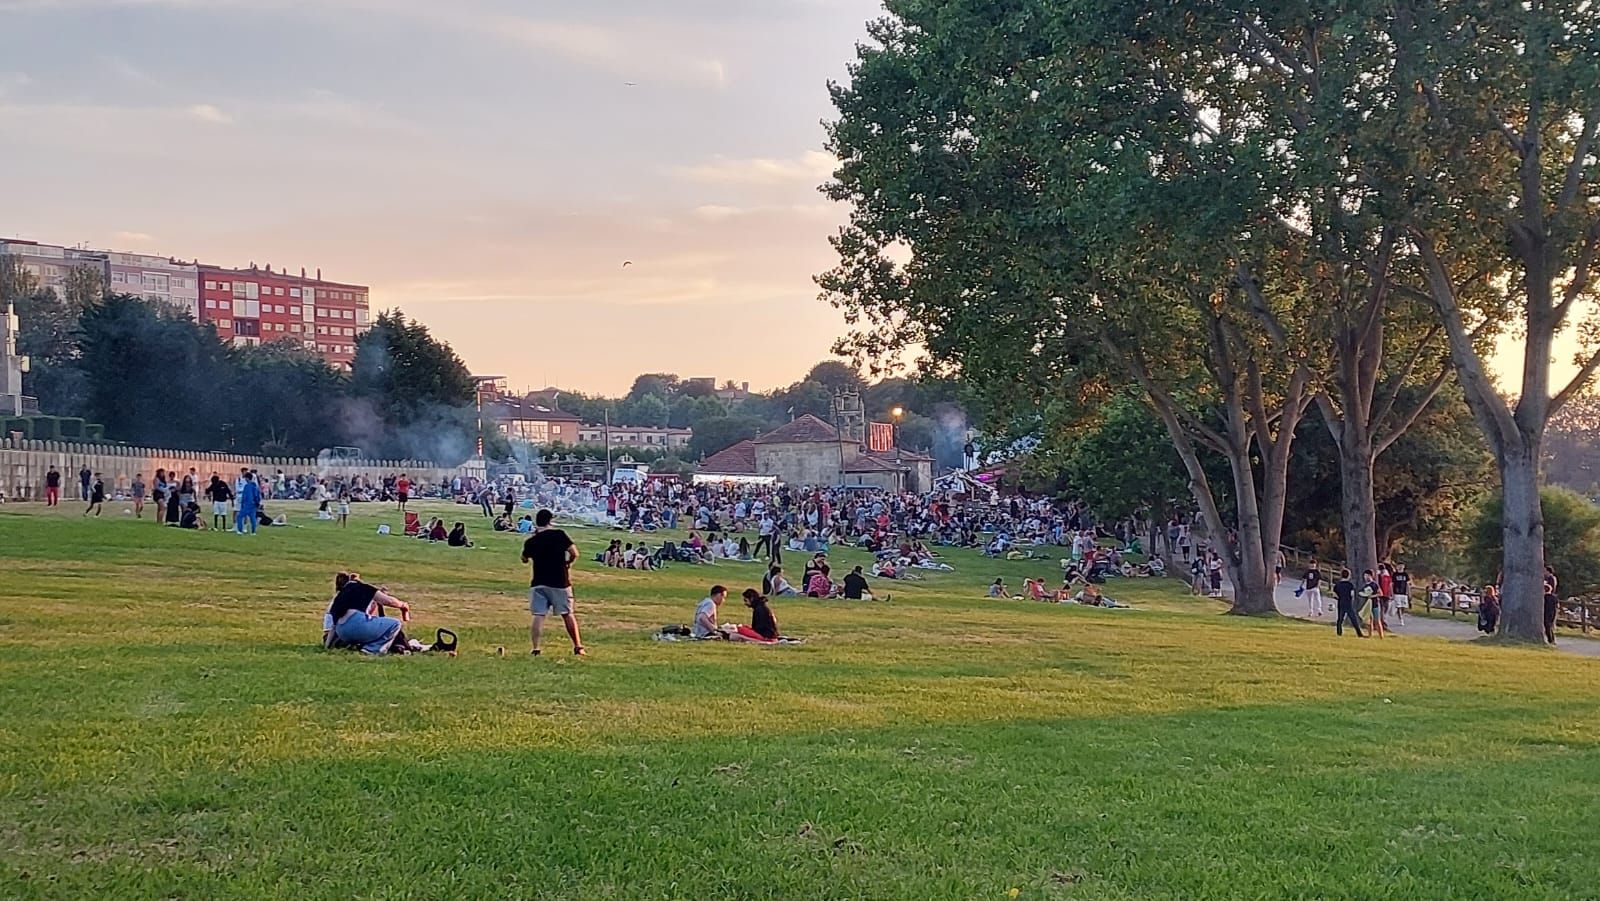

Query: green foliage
[688,415,767,460]
[1465,487,1600,595]
[351,311,474,419]
[1059,395,1191,521]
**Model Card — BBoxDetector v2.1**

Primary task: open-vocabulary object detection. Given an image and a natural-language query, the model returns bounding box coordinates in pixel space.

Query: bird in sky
[622,261,633,268]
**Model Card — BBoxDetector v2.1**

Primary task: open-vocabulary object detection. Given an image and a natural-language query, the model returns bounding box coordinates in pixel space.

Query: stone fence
[0,437,485,501]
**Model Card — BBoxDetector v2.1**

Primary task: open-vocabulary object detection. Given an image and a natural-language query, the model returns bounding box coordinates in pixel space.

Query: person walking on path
[1301,562,1324,617]
[1363,569,1386,638]
[521,508,585,656]
[1392,563,1411,626]
[1333,569,1365,638]
[45,466,61,506]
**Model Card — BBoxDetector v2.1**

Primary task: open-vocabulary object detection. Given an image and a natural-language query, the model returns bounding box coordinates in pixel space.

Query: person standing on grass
[206,475,233,531]
[83,474,104,517]
[1544,565,1560,645]
[130,472,146,518]
[45,466,61,506]
[396,473,411,513]
[1332,568,1365,637]
[1302,562,1324,617]
[78,464,92,502]
[521,508,585,657]
[235,472,261,535]
[755,514,776,561]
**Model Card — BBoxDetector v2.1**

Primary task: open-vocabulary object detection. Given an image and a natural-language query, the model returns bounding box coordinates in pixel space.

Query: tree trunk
[1498,445,1548,643]
[1337,427,1379,582]
[1225,446,1278,616]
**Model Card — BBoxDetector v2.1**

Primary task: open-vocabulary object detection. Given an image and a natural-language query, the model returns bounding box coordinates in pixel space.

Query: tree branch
[1374,359,1451,456]
[1370,322,1441,430]
[1557,102,1600,216]
[1549,346,1600,417]
[1408,227,1518,452]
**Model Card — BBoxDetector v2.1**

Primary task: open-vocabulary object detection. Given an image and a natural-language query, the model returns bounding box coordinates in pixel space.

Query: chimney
[316,268,322,281]
[266,263,273,273]
[741,381,750,392]
[300,267,306,278]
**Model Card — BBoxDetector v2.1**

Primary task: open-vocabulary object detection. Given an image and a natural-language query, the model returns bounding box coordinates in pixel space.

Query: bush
[1463,486,1600,594]
[25,416,60,440]
[56,417,84,439]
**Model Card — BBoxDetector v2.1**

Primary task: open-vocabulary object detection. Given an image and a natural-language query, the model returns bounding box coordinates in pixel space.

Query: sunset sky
[0,0,881,395]
[0,0,1580,398]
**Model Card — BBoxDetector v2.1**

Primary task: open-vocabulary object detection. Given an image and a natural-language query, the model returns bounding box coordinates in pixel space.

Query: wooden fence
[1422,588,1600,635]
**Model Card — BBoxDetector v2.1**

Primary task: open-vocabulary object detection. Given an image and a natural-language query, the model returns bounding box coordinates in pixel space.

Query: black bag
[432,628,458,653]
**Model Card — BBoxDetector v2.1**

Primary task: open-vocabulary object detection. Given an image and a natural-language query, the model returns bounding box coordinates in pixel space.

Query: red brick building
[196,264,370,369]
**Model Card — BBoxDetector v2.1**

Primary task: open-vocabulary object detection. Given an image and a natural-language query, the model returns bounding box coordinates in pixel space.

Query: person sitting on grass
[323,572,413,655]
[806,564,834,598]
[737,535,753,561]
[1024,577,1052,602]
[768,566,799,597]
[493,514,512,532]
[801,553,828,592]
[693,585,727,639]
[516,514,534,534]
[988,577,1007,598]
[447,521,472,547]
[842,565,876,601]
[732,589,781,642]
[179,501,205,530]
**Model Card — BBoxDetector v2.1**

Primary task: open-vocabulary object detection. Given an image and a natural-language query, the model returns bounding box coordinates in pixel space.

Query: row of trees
[544,362,973,469]
[3,260,485,461]
[823,1,1600,642]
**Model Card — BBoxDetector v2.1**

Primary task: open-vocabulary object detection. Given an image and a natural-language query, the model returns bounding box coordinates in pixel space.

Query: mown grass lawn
[2,499,1598,899]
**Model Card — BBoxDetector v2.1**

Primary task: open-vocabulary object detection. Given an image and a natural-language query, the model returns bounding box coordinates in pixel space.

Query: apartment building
[196,264,369,369]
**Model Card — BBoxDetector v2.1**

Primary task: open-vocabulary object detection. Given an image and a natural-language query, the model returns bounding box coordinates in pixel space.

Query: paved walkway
[1270,578,1600,658]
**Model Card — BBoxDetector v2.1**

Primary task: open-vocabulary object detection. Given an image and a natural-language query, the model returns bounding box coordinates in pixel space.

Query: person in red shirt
[395,473,411,512]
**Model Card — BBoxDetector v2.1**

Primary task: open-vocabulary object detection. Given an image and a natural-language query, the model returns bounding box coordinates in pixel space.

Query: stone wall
[0,437,485,501]
[754,441,849,487]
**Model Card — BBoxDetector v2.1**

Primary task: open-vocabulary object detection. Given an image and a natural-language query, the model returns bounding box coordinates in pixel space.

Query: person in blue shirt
[235,469,262,535]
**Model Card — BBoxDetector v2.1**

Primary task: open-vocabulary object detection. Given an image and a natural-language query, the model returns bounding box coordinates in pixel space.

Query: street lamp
[889,406,905,490]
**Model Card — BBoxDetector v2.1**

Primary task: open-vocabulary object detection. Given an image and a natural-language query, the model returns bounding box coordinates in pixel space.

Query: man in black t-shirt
[842,565,872,600]
[521,508,585,656]
[1332,568,1364,637]
[45,466,61,507]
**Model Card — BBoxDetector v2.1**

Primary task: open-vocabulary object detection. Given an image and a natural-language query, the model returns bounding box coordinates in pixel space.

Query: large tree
[821,0,1324,614]
[1375,1,1600,641]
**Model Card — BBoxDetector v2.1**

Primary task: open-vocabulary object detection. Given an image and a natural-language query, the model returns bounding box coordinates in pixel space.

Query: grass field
[3,499,1599,899]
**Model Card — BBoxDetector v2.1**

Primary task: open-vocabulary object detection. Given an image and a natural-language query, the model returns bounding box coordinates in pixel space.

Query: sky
[0,0,884,396]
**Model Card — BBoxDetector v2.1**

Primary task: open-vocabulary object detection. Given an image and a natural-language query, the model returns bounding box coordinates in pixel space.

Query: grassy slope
[1,500,1597,899]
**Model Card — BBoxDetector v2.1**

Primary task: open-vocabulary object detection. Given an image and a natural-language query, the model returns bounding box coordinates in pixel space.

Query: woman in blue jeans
[324,572,412,654]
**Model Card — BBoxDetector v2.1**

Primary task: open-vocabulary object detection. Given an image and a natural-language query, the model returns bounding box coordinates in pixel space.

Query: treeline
[6,262,483,461]
[544,361,972,468]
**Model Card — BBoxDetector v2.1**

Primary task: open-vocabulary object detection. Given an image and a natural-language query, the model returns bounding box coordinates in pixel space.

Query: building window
[205,280,217,290]
[289,306,300,315]
[290,324,301,333]
[290,288,300,297]
[205,299,216,309]
[219,319,232,329]
[220,282,230,290]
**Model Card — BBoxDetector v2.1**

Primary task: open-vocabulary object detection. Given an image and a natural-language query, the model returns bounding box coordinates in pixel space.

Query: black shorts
[398,492,409,503]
